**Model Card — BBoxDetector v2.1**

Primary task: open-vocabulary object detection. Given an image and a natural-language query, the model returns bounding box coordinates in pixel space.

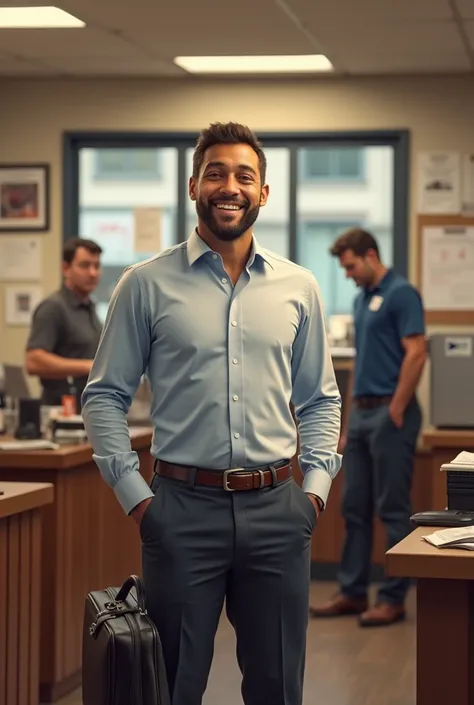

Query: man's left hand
[389,401,404,429]
[307,494,323,518]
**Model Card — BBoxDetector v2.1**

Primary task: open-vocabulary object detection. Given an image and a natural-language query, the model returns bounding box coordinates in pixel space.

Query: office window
[68,134,405,322]
[299,222,357,317]
[296,145,394,319]
[79,147,177,321]
[302,147,364,181]
[94,149,163,180]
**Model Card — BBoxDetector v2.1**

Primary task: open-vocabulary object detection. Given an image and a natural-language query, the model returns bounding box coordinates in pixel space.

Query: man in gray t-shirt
[26,237,103,406]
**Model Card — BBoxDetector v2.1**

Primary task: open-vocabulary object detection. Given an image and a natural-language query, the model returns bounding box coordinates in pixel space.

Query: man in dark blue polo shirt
[310,227,426,627]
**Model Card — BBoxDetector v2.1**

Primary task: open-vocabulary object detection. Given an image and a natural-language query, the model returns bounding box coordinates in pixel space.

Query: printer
[410,452,474,526]
[441,463,474,513]
[429,333,474,428]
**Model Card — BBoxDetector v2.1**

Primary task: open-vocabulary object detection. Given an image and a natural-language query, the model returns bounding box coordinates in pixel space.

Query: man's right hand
[130,498,153,526]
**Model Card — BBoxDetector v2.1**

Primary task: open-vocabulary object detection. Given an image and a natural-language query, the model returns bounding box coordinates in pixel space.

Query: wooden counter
[422,427,474,509]
[1,482,54,705]
[387,527,474,705]
[0,428,153,702]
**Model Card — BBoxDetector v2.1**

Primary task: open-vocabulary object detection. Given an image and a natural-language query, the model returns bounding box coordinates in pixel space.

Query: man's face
[339,249,376,288]
[63,246,101,296]
[189,143,268,242]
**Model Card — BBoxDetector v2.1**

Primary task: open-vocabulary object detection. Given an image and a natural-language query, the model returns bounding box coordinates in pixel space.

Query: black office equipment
[14,398,41,440]
[410,510,474,528]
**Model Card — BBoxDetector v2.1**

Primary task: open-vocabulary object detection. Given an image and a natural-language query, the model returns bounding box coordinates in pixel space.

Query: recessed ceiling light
[173,54,333,74]
[0,6,85,28]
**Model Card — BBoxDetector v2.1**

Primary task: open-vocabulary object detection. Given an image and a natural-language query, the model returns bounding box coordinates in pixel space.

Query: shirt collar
[61,284,92,309]
[186,229,274,270]
[366,268,394,294]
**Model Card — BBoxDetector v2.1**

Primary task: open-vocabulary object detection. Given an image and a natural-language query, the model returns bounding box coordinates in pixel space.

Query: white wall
[0,74,472,421]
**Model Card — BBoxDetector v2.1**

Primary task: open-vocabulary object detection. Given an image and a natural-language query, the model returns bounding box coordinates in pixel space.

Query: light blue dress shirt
[82,230,342,515]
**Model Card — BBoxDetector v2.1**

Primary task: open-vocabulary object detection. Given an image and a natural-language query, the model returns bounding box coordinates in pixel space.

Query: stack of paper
[441,450,474,471]
[450,451,474,466]
[423,526,474,551]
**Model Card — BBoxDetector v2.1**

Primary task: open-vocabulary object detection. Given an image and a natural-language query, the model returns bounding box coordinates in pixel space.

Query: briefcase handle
[115,575,146,612]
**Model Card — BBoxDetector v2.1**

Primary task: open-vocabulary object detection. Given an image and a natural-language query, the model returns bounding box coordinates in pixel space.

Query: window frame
[63,129,409,278]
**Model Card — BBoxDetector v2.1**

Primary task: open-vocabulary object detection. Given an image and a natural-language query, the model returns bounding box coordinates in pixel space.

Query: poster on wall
[421,225,474,310]
[134,207,162,253]
[0,164,49,231]
[0,235,42,281]
[5,284,43,326]
[418,152,461,214]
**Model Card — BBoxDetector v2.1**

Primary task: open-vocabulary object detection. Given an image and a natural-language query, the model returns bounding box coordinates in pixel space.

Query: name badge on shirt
[368,295,384,312]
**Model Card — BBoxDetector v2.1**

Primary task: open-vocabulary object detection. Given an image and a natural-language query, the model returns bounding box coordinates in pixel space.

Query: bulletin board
[417,214,474,324]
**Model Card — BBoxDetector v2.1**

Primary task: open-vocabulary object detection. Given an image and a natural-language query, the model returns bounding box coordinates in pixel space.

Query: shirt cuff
[93,451,154,515]
[302,467,333,509]
[113,471,154,515]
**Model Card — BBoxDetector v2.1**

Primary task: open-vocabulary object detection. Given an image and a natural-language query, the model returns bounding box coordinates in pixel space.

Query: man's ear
[259,184,269,207]
[189,176,197,202]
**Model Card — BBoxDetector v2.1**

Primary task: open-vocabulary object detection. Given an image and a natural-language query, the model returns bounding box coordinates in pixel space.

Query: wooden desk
[387,527,474,705]
[0,481,54,705]
[0,429,153,702]
[422,428,474,509]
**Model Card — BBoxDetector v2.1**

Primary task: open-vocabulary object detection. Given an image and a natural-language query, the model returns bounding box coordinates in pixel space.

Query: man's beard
[196,196,260,242]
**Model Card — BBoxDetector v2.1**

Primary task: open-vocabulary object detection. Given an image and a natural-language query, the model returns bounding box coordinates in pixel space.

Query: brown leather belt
[156,460,291,491]
[353,395,392,410]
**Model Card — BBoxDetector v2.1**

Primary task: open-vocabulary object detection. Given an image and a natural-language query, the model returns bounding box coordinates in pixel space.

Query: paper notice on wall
[421,225,474,310]
[134,208,162,253]
[418,152,461,214]
[0,235,42,281]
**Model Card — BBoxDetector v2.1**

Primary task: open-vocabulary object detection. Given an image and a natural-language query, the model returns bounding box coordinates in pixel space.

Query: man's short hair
[329,227,380,259]
[63,237,103,264]
[192,121,267,184]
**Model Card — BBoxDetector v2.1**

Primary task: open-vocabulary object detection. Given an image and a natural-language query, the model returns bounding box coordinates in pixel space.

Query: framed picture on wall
[0,163,50,232]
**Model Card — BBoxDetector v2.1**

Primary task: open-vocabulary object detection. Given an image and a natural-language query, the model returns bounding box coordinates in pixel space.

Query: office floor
[56,581,416,705]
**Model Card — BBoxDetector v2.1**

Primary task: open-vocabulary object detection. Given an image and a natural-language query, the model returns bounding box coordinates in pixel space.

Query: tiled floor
[57,581,415,705]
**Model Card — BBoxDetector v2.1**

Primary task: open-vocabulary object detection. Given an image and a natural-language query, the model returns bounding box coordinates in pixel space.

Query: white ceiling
[0,0,473,77]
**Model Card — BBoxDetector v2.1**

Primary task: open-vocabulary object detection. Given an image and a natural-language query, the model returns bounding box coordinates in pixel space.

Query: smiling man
[82,122,342,705]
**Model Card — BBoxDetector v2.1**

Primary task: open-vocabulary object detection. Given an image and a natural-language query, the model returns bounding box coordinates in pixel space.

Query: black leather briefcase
[82,575,170,705]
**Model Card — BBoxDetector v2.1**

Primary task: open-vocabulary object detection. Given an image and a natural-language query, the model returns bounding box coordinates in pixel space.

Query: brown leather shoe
[309,594,368,618]
[358,602,405,627]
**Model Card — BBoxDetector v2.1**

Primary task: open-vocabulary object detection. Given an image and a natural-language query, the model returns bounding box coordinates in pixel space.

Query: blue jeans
[338,398,422,605]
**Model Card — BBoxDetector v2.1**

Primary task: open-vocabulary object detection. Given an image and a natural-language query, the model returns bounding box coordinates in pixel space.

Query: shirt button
[221,277,227,284]
[232,358,238,364]
[212,254,218,260]
[231,320,237,327]
[233,395,239,401]
[234,432,240,439]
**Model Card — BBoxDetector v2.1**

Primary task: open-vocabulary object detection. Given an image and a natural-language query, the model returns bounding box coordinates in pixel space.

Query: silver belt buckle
[223,467,266,491]
[223,467,244,491]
